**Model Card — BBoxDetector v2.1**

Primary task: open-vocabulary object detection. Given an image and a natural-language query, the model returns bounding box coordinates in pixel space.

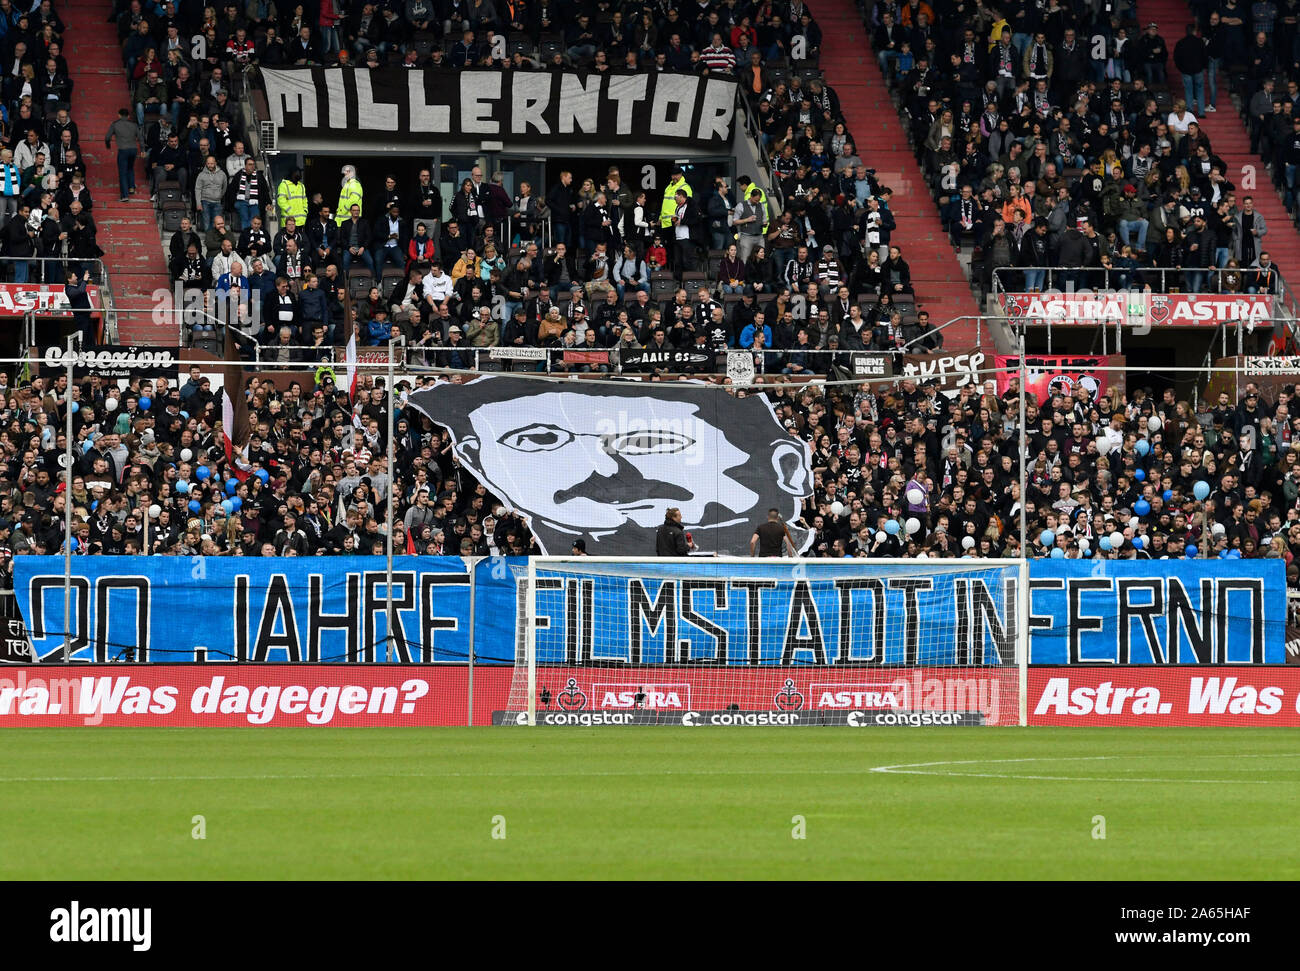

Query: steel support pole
[63,335,74,661]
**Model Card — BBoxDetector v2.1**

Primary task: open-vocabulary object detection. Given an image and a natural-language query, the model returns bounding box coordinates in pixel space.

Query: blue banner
[529,560,1021,666]
[10,557,1287,665]
[1026,559,1285,664]
[12,556,523,664]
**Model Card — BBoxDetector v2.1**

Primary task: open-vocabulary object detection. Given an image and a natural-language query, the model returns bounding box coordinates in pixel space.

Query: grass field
[4,727,1299,880]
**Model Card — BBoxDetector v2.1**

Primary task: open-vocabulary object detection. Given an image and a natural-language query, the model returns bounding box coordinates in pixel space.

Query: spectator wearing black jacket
[1174,24,1209,115]
[2,203,35,282]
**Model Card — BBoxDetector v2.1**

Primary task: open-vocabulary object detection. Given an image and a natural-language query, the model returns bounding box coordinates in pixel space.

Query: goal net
[498,557,1028,726]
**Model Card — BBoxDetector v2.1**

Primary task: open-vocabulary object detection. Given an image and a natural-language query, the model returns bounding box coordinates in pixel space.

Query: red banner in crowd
[999,292,1273,327]
[0,282,100,317]
[1028,667,1300,725]
[994,354,1122,404]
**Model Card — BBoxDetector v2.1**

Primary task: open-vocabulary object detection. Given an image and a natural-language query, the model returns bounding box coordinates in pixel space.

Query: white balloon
[906,488,924,505]
[916,552,929,559]
[1212,522,1226,535]
[905,517,921,535]
[1109,530,1124,548]
[148,504,161,519]
[830,501,844,517]
[1078,537,1090,550]
[1095,436,1110,454]
[180,448,193,462]
[1128,516,1139,530]
[961,535,975,549]
[1148,416,1162,432]
[104,396,118,411]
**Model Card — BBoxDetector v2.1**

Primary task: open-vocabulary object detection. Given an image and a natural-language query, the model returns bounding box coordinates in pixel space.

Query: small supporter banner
[0,282,100,317]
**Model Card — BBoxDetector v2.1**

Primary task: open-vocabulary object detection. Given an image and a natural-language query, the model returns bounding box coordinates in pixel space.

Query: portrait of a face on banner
[404,377,814,556]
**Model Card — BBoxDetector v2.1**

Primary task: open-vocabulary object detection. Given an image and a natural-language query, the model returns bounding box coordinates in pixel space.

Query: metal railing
[0,256,117,347]
[228,341,946,375]
[737,88,784,213]
[992,264,1293,301]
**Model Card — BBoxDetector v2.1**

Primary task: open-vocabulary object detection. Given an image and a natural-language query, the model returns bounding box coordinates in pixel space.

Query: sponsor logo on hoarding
[681,710,803,726]
[557,677,587,711]
[811,682,908,709]
[846,710,974,726]
[1001,292,1273,327]
[774,678,804,710]
[593,683,690,709]
[1028,668,1300,725]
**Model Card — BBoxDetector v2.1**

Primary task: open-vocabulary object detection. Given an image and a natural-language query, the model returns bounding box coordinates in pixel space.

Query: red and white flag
[221,337,252,481]
[344,327,358,401]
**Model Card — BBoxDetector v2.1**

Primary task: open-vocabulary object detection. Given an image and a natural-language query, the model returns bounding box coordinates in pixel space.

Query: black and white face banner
[405,377,813,555]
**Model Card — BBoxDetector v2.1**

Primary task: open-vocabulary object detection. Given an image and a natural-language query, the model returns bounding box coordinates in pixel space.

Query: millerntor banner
[261,68,738,147]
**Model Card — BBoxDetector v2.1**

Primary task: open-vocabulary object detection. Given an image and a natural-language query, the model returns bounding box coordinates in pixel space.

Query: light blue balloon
[1219,549,1230,559]
[1050,547,1065,559]
[255,468,270,484]
[188,499,201,514]
[1099,536,1112,551]
[1134,468,1146,481]
[176,480,189,494]
[70,401,78,413]
[231,496,242,511]
[69,536,78,551]
[1186,544,1199,558]
[884,519,900,535]
[1193,480,1210,501]
[1040,529,1055,547]
[1134,499,1150,516]
[139,396,151,410]
[1162,489,1173,502]
[1135,439,1150,455]
[226,478,239,495]
[91,500,97,511]
[195,465,210,481]
[1132,535,1144,550]
[220,499,234,515]
[180,411,189,419]
[1228,549,1242,559]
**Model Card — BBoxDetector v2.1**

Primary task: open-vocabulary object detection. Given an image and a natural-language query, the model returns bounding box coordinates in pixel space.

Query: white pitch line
[4,754,1300,785]
[869,753,1300,784]
[0,767,938,783]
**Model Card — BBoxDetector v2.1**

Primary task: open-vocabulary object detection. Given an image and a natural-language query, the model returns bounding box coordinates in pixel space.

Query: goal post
[503,557,1030,727]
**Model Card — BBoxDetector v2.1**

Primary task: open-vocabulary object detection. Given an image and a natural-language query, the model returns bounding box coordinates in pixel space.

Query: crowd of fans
[116,0,958,363]
[0,2,104,285]
[867,0,1288,298]
[0,0,1278,587]
[1,364,1296,591]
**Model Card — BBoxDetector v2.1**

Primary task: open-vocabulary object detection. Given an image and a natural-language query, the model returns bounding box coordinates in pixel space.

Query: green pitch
[4,727,1298,880]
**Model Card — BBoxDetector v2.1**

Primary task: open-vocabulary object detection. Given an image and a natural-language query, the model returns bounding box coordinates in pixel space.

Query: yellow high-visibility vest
[659,176,692,227]
[336,178,364,225]
[277,178,308,222]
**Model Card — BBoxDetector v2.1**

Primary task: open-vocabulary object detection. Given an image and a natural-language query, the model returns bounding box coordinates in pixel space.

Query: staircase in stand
[1149,0,1300,331]
[817,0,982,348]
[63,0,173,345]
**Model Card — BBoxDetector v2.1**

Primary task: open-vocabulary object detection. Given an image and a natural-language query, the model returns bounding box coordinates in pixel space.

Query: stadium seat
[651,279,678,302]
[348,271,375,297]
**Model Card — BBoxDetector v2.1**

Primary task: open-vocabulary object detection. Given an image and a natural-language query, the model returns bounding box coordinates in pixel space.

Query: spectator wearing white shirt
[421,261,454,304]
